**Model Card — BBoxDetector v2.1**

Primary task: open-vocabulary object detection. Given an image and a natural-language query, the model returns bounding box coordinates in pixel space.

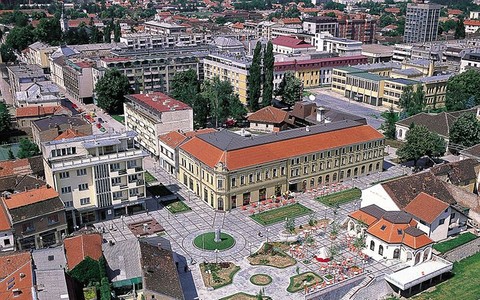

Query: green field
[413,252,480,300]
[316,188,362,207]
[163,199,191,214]
[194,232,235,251]
[250,203,312,225]
[433,232,478,254]
[111,114,125,124]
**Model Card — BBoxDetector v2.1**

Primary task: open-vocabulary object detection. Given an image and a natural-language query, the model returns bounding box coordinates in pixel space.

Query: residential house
[7,64,47,97]
[2,186,67,250]
[15,105,71,134]
[315,32,363,57]
[0,156,45,194]
[0,201,13,252]
[0,251,35,300]
[430,159,480,193]
[63,233,103,270]
[31,115,92,146]
[247,106,289,132]
[271,36,316,55]
[124,92,193,156]
[179,121,384,210]
[14,81,62,108]
[41,132,148,227]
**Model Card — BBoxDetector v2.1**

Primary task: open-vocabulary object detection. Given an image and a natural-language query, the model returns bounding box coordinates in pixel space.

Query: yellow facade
[296,69,321,88]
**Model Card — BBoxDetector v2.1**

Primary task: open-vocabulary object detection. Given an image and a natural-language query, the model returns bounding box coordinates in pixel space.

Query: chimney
[306,125,310,132]
[35,184,39,189]
[316,107,325,123]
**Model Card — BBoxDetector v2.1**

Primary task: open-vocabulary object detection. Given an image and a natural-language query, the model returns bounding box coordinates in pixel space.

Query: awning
[112,277,143,288]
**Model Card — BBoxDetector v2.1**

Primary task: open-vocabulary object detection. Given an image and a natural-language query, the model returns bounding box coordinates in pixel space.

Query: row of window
[22,214,60,232]
[232,167,286,187]
[59,168,87,179]
[51,147,77,158]
[61,183,88,194]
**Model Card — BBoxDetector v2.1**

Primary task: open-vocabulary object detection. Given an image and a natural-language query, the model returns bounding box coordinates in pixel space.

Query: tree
[0,102,11,133]
[446,69,480,111]
[262,41,274,108]
[103,23,112,43]
[7,149,14,160]
[397,124,446,166]
[17,139,40,159]
[455,18,466,39]
[275,72,302,107]
[248,41,262,111]
[170,69,200,106]
[284,217,295,234]
[0,44,15,62]
[449,112,480,152]
[114,20,121,42]
[34,17,62,45]
[95,69,132,114]
[4,25,35,52]
[68,257,102,285]
[398,85,425,117]
[380,106,398,140]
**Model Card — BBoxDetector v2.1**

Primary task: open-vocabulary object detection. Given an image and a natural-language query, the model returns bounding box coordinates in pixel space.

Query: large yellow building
[178,121,384,211]
[203,53,251,104]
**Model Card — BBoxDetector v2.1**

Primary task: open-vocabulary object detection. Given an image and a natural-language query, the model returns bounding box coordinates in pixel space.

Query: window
[110,163,120,171]
[218,179,223,189]
[281,167,286,176]
[59,171,69,179]
[240,176,245,185]
[370,240,375,251]
[64,201,73,207]
[76,169,87,176]
[22,222,34,232]
[61,186,71,194]
[231,177,236,187]
[265,170,270,179]
[4,239,10,246]
[273,169,277,177]
[378,245,384,256]
[450,212,456,219]
[439,218,445,225]
[113,191,123,199]
[80,197,90,205]
[47,214,59,225]
[249,174,254,183]
[78,183,88,191]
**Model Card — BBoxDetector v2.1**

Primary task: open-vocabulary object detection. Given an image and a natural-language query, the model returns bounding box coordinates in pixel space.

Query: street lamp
[214,249,219,264]
[206,269,212,287]
[266,228,270,243]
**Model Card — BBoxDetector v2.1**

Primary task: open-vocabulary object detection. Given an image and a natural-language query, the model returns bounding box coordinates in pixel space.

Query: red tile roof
[3,186,58,209]
[384,7,400,14]
[232,22,244,29]
[404,192,449,224]
[464,20,480,26]
[126,92,191,113]
[159,131,188,149]
[0,252,33,300]
[448,9,463,15]
[54,129,86,141]
[247,106,288,124]
[15,105,66,118]
[64,233,103,270]
[349,210,380,226]
[181,124,383,171]
[0,201,11,231]
[367,215,417,244]
[402,229,433,249]
[272,36,314,48]
[279,18,302,24]
[0,159,31,178]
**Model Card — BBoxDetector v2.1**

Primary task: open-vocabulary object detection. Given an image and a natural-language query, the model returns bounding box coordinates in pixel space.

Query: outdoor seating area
[241,197,298,214]
[304,183,351,198]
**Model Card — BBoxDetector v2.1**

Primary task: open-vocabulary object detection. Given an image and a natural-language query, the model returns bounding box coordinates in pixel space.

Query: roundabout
[193,232,236,251]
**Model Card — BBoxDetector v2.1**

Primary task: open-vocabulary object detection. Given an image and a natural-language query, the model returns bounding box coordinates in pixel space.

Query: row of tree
[248,41,274,111]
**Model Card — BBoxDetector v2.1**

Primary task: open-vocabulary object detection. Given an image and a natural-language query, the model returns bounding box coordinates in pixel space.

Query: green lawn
[163,199,191,214]
[316,188,362,207]
[194,232,235,250]
[413,252,480,300]
[287,272,323,293]
[147,184,173,197]
[144,171,157,184]
[111,114,125,124]
[219,292,272,300]
[250,203,313,225]
[433,232,478,254]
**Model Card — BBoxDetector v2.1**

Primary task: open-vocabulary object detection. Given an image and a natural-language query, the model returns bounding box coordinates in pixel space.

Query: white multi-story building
[120,32,212,49]
[144,21,187,35]
[315,32,363,57]
[124,92,193,156]
[404,1,441,43]
[460,52,480,72]
[302,16,338,36]
[41,131,148,227]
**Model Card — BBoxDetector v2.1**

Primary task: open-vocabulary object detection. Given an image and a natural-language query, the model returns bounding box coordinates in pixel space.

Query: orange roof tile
[184,128,217,138]
[64,233,103,270]
[247,106,288,124]
[402,228,433,249]
[232,22,244,29]
[0,252,33,300]
[3,186,58,209]
[464,20,480,26]
[54,129,86,141]
[15,105,65,118]
[349,210,380,226]
[272,36,313,48]
[0,159,31,178]
[182,125,383,171]
[159,131,188,149]
[280,17,302,24]
[404,192,449,224]
[0,201,11,231]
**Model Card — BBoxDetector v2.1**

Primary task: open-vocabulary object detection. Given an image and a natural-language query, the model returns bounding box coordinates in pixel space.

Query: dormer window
[380,225,387,231]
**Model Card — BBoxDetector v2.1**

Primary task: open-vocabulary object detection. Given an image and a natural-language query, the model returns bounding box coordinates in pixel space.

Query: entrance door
[259,188,266,201]
[243,192,250,205]
[218,198,224,211]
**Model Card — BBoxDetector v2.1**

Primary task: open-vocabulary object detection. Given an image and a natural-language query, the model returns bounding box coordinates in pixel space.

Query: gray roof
[33,115,89,131]
[382,211,413,224]
[198,120,362,151]
[360,204,386,220]
[354,61,401,71]
[32,247,69,300]
[212,36,243,48]
[386,78,419,85]
[391,68,423,76]
[32,246,67,270]
[418,74,453,83]
[103,239,142,283]
[404,226,425,237]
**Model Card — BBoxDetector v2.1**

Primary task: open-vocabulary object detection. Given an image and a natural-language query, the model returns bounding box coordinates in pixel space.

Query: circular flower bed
[250,274,273,286]
[193,232,236,251]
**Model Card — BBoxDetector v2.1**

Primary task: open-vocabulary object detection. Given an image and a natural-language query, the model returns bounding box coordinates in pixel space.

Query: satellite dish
[309,94,316,102]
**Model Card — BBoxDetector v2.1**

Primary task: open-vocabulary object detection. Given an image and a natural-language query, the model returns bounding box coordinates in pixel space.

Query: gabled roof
[16,105,67,118]
[404,192,449,224]
[460,143,480,159]
[349,204,385,226]
[430,159,479,185]
[402,227,433,249]
[3,186,58,209]
[247,106,288,124]
[0,201,11,231]
[158,131,188,149]
[367,211,417,244]
[0,158,32,178]
[0,251,33,300]
[271,36,313,48]
[54,129,86,141]
[64,233,103,270]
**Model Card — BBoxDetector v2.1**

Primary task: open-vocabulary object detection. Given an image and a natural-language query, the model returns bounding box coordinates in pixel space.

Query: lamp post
[206,269,212,287]
[215,249,219,264]
[266,228,270,243]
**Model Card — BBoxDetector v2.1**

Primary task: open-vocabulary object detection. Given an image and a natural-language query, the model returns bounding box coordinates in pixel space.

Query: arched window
[415,252,421,265]
[333,173,337,182]
[393,248,400,259]
[370,240,375,251]
[325,174,330,183]
[361,166,365,174]
[310,178,315,188]
[354,168,358,176]
[318,176,322,185]
[368,164,373,172]
[347,169,351,177]
[398,129,403,138]
[376,162,380,170]
[378,245,384,256]
[423,249,430,261]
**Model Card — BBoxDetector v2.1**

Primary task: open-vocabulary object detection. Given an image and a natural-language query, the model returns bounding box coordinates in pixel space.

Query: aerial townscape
[1,0,480,299]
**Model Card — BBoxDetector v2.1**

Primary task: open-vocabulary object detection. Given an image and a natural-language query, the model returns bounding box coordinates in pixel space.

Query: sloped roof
[3,186,58,209]
[349,204,385,226]
[247,106,288,124]
[404,192,449,224]
[0,201,11,231]
[64,233,103,270]
[0,158,32,178]
[367,211,417,244]
[461,143,480,159]
[158,131,188,149]
[54,129,86,141]
[0,251,33,300]
[271,36,313,48]
[16,105,67,118]
[430,159,479,185]
[402,227,433,249]
[102,239,142,283]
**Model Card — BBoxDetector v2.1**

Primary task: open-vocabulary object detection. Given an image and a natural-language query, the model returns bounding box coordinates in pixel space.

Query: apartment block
[404,2,441,43]
[315,33,363,57]
[41,131,148,227]
[120,32,212,50]
[144,21,187,35]
[63,58,95,104]
[32,115,92,146]
[96,46,208,94]
[124,92,193,156]
[303,16,338,36]
[203,53,251,104]
[337,15,376,44]
[7,64,48,96]
[1,186,67,250]
[178,121,384,210]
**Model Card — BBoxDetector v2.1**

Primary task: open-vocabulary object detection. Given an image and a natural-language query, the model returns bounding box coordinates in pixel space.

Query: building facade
[178,121,384,211]
[120,32,212,49]
[124,92,193,156]
[32,115,92,146]
[404,2,441,43]
[315,33,363,57]
[337,15,376,44]
[41,132,148,227]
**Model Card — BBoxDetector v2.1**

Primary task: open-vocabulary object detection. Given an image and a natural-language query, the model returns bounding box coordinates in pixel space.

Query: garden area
[193,232,235,251]
[111,114,125,124]
[219,292,272,300]
[163,198,191,214]
[250,274,272,286]
[199,262,240,289]
[144,171,157,184]
[250,203,312,225]
[315,188,362,207]
[287,272,323,293]
[413,252,480,300]
[433,232,478,254]
[248,242,296,268]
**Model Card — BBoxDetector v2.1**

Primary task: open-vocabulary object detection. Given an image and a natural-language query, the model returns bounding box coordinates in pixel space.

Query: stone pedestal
[214,228,221,242]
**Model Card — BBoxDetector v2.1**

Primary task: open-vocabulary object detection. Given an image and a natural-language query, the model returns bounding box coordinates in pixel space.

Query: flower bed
[250,274,272,286]
[200,262,240,289]
[287,272,323,293]
[248,242,296,268]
